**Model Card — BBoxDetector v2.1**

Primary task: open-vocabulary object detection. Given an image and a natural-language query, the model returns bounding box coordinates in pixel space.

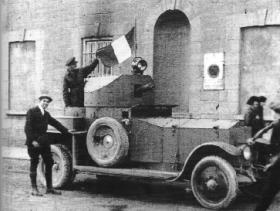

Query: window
[240,26,280,116]
[9,41,36,111]
[82,38,114,77]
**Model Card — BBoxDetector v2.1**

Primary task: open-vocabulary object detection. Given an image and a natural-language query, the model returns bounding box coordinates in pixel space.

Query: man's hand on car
[32,141,40,148]
[247,138,255,145]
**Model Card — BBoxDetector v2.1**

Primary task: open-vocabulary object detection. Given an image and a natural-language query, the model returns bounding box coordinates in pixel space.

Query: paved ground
[1,147,280,211]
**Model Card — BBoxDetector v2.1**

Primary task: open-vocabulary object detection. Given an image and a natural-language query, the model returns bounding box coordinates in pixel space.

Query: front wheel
[191,156,238,209]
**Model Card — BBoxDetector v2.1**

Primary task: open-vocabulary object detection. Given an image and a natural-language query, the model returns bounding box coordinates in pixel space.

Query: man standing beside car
[248,100,280,211]
[25,95,70,196]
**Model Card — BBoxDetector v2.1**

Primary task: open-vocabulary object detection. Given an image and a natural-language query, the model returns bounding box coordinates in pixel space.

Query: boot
[45,168,61,195]
[45,189,62,195]
[30,173,43,196]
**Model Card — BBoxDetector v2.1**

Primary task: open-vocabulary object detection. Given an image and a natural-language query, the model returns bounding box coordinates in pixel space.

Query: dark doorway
[153,10,190,110]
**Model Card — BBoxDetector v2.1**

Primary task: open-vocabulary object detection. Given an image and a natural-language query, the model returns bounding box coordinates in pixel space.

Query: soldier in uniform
[63,57,99,107]
[244,96,265,136]
[25,95,70,196]
[248,101,280,211]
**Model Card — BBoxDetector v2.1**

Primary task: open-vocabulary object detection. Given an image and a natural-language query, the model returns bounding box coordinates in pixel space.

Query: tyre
[86,117,129,167]
[38,144,74,188]
[191,156,238,209]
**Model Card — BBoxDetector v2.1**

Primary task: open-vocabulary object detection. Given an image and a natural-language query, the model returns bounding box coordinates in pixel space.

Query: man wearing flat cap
[248,100,280,211]
[63,57,99,107]
[24,95,70,196]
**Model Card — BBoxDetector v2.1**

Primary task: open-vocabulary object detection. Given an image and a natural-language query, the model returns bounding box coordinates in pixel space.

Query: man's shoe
[31,188,43,196]
[45,188,62,195]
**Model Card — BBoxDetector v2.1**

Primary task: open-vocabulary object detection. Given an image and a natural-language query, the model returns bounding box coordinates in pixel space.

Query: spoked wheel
[86,117,129,167]
[38,144,74,188]
[191,156,238,209]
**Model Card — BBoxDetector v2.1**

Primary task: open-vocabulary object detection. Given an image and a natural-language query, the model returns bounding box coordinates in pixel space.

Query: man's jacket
[63,59,98,107]
[24,106,68,146]
[244,107,265,136]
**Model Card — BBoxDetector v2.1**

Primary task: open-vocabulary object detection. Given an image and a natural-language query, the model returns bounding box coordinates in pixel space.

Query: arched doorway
[153,10,190,110]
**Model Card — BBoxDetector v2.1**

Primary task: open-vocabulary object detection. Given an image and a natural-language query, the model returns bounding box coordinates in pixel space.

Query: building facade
[1,0,280,146]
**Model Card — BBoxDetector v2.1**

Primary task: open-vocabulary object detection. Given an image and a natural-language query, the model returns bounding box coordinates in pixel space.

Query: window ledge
[6,111,26,116]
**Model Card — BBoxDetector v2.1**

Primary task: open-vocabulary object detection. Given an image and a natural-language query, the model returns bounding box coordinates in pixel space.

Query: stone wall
[1,0,280,146]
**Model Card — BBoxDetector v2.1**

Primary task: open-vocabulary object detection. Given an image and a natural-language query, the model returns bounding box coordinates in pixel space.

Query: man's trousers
[27,143,54,189]
[255,162,280,211]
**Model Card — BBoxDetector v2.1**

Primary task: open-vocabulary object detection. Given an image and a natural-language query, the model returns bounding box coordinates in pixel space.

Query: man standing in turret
[63,57,99,107]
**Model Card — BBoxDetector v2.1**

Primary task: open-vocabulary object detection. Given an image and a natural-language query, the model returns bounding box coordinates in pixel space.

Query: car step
[74,165,178,180]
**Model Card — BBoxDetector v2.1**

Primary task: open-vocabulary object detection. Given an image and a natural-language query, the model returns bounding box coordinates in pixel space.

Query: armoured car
[38,69,260,209]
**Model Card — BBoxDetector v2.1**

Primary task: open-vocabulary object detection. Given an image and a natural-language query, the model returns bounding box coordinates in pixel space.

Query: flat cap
[269,101,280,114]
[246,96,259,105]
[39,95,53,102]
[66,57,77,66]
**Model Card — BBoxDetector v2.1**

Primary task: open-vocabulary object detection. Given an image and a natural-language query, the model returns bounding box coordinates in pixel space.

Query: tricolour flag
[96,27,134,67]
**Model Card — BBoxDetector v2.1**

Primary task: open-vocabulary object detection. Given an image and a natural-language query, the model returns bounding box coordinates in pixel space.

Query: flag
[96,27,134,67]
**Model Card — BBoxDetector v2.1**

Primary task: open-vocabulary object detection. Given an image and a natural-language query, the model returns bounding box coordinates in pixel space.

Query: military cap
[65,57,77,66]
[246,96,259,105]
[39,95,53,102]
[269,101,280,114]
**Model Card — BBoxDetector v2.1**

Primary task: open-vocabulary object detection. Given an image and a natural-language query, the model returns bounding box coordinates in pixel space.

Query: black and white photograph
[1,0,280,210]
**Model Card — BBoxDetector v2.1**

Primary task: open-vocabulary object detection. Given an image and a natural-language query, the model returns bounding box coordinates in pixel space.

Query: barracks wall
[1,0,280,146]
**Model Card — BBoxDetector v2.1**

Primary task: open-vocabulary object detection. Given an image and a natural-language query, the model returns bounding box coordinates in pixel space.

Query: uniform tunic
[63,59,98,107]
[244,107,265,136]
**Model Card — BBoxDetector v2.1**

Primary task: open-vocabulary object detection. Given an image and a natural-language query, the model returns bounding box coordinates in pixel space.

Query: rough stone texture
[240,26,280,117]
[1,0,280,146]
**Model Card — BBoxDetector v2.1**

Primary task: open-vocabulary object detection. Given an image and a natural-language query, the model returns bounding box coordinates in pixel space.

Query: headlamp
[131,57,147,75]
[242,146,252,160]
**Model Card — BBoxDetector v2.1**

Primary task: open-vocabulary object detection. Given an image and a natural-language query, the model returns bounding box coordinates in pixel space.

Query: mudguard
[170,142,242,181]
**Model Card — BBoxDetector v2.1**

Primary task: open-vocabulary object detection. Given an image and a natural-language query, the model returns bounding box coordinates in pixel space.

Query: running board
[74,165,178,180]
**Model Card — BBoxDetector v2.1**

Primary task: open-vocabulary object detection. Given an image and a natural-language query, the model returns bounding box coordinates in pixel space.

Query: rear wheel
[38,144,74,188]
[191,156,238,209]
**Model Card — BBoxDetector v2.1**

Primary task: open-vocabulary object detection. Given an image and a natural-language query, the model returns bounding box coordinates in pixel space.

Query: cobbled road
[2,164,280,211]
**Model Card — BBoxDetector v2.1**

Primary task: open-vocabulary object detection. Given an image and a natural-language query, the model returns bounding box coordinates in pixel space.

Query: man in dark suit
[63,57,99,107]
[25,95,70,196]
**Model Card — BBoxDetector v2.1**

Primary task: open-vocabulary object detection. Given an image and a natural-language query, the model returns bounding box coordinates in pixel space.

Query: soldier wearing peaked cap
[63,57,99,107]
[248,100,280,211]
[24,95,70,196]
